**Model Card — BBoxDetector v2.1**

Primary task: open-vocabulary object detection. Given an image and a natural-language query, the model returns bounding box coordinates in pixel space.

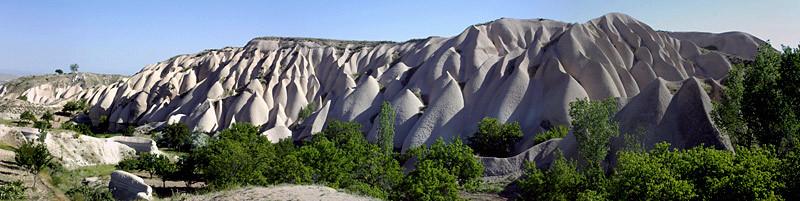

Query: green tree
[534,125,569,145]
[414,137,483,189]
[297,101,316,123]
[194,122,275,188]
[712,44,800,150]
[569,97,619,173]
[14,140,54,189]
[55,69,64,75]
[17,95,27,101]
[392,160,460,201]
[62,122,93,136]
[152,155,176,187]
[61,101,82,114]
[518,151,587,201]
[121,126,136,136]
[70,63,79,74]
[468,117,523,157]
[40,112,54,123]
[20,110,36,124]
[160,123,192,151]
[609,148,696,200]
[377,101,396,154]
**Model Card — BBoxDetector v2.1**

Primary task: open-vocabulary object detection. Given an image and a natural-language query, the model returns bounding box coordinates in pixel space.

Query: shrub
[468,117,523,157]
[518,151,587,201]
[62,98,89,114]
[194,122,275,188]
[569,97,618,173]
[121,126,136,136]
[712,44,800,150]
[55,69,64,75]
[610,142,784,200]
[0,180,27,200]
[17,95,27,101]
[160,123,192,151]
[392,160,460,201]
[377,101,395,153]
[20,110,36,123]
[414,137,484,189]
[33,120,52,131]
[14,140,54,189]
[65,185,113,201]
[116,158,140,171]
[40,112,55,122]
[297,101,316,123]
[62,122,93,136]
[534,125,569,145]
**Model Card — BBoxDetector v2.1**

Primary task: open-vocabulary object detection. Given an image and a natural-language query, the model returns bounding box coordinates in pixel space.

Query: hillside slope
[0,73,127,106]
[23,13,762,174]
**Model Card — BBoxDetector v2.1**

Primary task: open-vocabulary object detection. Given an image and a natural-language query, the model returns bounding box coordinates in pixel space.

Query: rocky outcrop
[667,31,766,59]
[19,13,758,175]
[109,170,152,201]
[0,73,126,106]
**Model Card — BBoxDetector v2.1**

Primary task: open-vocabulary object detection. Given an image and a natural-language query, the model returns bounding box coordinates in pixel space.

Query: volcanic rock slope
[87,13,762,155]
[0,73,127,105]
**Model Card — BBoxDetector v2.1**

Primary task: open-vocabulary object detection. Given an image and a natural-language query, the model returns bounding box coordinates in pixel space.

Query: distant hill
[0,73,17,84]
[0,72,127,105]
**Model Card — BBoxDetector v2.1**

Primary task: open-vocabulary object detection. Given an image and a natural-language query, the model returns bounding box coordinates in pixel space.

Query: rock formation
[1,13,766,175]
[0,73,127,105]
[109,170,153,201]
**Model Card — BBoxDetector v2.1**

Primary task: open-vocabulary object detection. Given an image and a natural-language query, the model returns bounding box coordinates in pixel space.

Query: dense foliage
[534,125,569,145]
[65,185,114,201]
[20,110,36,124]
[61,122,93,136]
[569,97,619,170]
[712,44,800,150]
[171,120,482,200]
[14,139,54,189]
[159,123,192,151]
[468,117,523,157]
[377,101,396,154]
[61,98,89,114]
[0,180,27,200]
[519,142,793,200]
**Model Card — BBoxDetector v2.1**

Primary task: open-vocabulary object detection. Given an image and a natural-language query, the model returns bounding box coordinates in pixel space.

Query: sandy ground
[178,185,380,201]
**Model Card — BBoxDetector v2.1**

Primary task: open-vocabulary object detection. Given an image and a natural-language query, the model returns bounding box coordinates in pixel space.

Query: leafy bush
[413,137,484,189]
[62,122,93,136]
[712,44,800,150]
[392,160,460,201]
[534,125,569,145]
[40,112,54,122]
[33,120,52,131]
[0,180,27,200]
[377,101,395,153]
[569,97,618,174]
[160,123,192,151]
[519,151,587,201]
[61,99,85,114]
[14,140,54,189]
[65,185,113,201]
[297,101,316,123]
[17,95,27,101]
[116,158,140,171]
[20,110,36,123]
[121,126,136,136]
[468,117,523,157]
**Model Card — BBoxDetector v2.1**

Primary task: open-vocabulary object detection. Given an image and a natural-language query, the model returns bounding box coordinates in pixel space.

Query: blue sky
[1,0,797,76]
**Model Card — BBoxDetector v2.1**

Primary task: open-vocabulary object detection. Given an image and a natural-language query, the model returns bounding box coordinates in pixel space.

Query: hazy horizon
[2,0,798,76]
